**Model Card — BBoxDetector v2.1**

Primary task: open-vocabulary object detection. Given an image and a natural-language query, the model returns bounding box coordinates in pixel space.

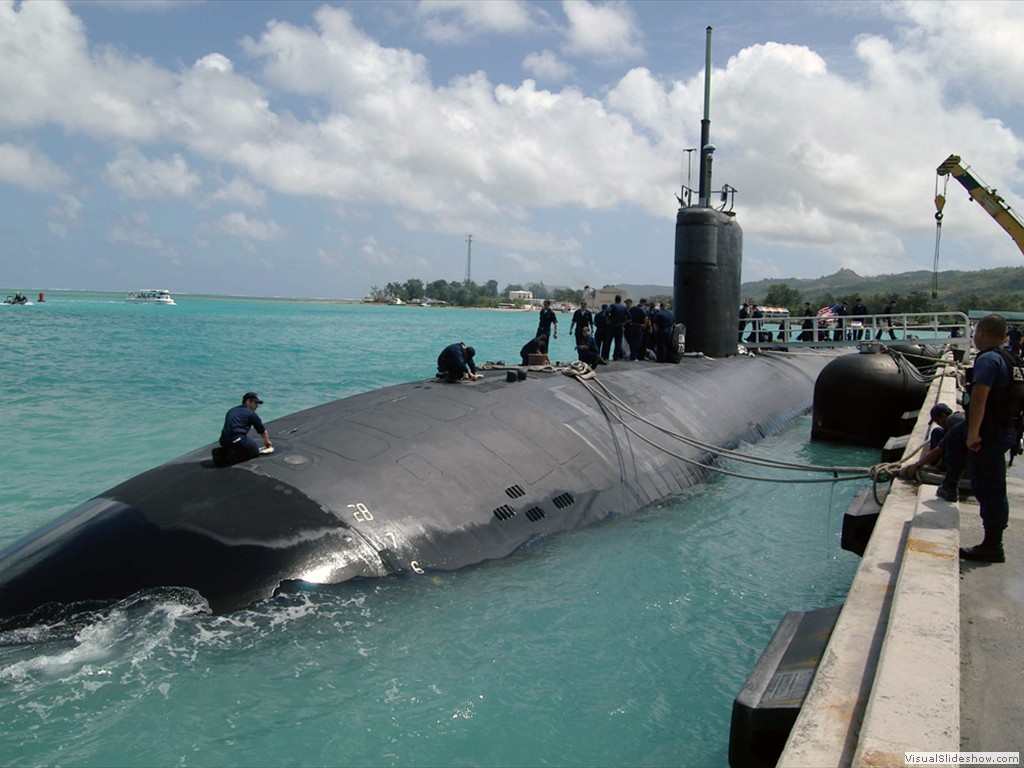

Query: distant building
[593,287,626,306]
[508,290,533,301]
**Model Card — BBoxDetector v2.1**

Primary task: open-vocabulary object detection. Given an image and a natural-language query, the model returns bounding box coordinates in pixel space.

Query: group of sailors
[523,296,678,366]
[433,296,680,385]
[739,297,898,344]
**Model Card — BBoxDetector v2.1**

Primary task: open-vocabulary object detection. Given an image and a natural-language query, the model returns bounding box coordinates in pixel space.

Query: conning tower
[673,26,742,359]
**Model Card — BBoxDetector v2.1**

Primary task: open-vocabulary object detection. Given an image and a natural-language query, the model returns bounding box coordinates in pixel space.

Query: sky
[2,0,1024,300]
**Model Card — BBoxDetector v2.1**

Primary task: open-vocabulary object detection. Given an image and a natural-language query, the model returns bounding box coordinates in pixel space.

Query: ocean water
[0,292,870,767]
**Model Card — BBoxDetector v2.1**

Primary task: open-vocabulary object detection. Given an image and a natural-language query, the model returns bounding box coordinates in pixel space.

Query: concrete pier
[777,367,1023,766]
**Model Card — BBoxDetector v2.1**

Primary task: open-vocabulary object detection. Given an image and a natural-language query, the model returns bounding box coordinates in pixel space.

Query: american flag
[817,304,840,322]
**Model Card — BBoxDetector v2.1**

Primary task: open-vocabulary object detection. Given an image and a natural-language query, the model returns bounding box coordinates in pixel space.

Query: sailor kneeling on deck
[213,392,273,467]
[437,342,480,382]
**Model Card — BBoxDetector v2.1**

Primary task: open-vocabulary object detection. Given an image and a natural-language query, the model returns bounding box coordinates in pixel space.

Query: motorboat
[3,293,32,305]
[125,289,176,305]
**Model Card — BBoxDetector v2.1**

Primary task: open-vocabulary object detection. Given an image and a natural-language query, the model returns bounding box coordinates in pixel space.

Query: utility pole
[465,234,473,283]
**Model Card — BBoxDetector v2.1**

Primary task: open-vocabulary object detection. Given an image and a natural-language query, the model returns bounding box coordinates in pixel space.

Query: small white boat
[125,289,176,305]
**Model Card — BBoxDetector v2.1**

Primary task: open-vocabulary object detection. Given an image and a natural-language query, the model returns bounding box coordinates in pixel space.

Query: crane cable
[933,172,950,298]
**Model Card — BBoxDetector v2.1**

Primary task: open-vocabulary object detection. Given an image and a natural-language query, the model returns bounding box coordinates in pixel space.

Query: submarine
[0,30,845,627]
[0,349,837,625]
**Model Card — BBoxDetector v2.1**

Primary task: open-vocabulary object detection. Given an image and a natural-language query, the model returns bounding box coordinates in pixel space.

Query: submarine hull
[0,352,839,625]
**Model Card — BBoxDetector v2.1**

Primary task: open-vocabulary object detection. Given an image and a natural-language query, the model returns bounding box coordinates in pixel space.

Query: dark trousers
[968,433,1014,530]
[437,350,464,382]
[216,435,260,466]
[603,323,625,360]
[627,325,643,360]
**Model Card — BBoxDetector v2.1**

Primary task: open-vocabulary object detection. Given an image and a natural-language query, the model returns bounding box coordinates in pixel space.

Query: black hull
[0,352,839,625]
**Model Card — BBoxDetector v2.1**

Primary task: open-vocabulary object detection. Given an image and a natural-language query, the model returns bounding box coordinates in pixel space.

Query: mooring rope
[559,364,885,485]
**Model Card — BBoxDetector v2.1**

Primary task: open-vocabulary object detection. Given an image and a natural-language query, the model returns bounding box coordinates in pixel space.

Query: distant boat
[125,289,176,305]
[3,293,32,305]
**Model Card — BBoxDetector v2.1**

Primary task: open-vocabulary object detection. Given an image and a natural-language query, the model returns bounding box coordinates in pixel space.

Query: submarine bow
[0,352,836,625]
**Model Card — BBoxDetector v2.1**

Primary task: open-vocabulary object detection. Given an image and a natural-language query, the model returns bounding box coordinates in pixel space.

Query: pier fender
[811,346,928,448]
[729,603,842,768]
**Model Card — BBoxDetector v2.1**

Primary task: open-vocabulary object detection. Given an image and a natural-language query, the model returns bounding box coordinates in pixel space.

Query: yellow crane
[933,154,1024,296]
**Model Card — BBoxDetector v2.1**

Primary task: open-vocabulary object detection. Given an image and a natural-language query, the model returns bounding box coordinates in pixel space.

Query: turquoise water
[0,293,869,767]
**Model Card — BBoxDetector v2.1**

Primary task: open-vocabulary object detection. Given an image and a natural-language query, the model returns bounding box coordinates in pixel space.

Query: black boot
[960,527,1006,563]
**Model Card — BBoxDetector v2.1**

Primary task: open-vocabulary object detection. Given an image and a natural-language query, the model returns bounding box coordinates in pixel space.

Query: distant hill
[739,266,1024,311]
[621,265,1024,312]
[617,284,673,300]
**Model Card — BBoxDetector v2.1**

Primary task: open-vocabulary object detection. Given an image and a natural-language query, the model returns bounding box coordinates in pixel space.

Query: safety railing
[738,311,971,356]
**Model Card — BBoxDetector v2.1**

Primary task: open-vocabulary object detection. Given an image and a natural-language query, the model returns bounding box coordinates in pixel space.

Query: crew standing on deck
[628,298,650,360]
[653,302,674,362]
[594,304,609,356]
[738,301,750,342]
[852,297,868,340]
[875,299,897,340]
[537,300,558,351]
[569,301,593,347]
[604,295,628,361]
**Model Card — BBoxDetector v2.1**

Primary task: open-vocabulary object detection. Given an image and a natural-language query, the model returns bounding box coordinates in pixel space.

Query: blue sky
[2,0,1023,299]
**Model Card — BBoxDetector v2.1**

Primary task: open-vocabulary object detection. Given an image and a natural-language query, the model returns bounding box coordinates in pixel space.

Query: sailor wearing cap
[215,392,273,466]
[928,402,958,449]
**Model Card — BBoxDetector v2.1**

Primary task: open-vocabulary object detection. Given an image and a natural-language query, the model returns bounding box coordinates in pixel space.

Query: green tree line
[368,279,587,307]
[758,283,1024,317]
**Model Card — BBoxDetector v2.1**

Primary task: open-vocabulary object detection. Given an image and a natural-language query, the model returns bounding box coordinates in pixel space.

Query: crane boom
[936,154,1024,256]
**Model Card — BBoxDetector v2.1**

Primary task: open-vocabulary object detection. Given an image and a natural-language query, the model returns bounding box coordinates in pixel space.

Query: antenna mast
[698,26,713,207]
[465,234,473,283]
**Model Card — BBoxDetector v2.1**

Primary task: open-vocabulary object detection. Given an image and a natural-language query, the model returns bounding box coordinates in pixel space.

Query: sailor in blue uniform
[520,334,548,365]
[604,295,628,360]
[217,392,272,465]
[962,314,1016,562]
[437,342,480,382]
[537,300,558,346]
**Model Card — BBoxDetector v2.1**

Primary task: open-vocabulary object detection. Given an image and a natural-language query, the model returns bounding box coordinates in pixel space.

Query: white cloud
[415,0,539,44]
[106,148,201,200]
[46,192,84,239]
[195,53,233,74]
[3,0,1024,295]
[892,0,1024,108]
[106,209,182,263]
[0,1,171,140]
[215,211,286,241]
[210,177,267,209]
[523,49,574,82]
[561,0,644,62]
[0,142,71,192]
[360,234,395,266]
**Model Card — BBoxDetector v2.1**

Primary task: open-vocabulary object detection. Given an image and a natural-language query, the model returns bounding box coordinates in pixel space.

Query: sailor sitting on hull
[213,392,273,467]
